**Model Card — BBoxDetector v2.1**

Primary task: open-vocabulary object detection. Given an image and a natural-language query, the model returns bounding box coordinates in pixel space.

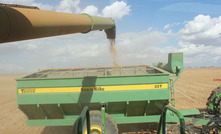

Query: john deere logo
[20,89,36,93]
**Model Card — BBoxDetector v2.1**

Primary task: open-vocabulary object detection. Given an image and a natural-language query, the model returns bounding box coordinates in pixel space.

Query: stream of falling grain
[109,39,120,67]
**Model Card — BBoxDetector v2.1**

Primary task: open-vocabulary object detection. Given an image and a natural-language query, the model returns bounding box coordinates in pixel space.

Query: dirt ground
[0,68,220,134]
[175,68,221,110]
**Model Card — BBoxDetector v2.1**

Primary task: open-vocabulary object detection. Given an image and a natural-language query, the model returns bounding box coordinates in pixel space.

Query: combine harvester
[0,3,220,134]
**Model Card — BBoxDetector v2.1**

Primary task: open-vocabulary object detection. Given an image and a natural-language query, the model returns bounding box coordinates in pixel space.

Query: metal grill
[23,65,164,78]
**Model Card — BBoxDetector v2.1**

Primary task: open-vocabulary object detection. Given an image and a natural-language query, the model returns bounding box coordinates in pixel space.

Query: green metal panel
[18,91,171,124]
[18,81,171,125]
[112,113,210,125]
[27,116,78,126]
[17,89,170,104]
[17,75,170,88]
[167,52,183,74]
[27,114,210,126]
[153,53,183,74]
[179,109,200,116]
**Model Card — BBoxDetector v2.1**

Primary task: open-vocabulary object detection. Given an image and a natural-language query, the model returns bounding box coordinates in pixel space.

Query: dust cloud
[109,39,120,67]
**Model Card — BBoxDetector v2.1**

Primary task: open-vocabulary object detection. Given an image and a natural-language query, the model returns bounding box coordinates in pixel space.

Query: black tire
[72,110,118,134]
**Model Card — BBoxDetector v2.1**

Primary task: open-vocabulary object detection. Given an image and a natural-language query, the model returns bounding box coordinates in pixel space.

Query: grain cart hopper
[16,52,191,133]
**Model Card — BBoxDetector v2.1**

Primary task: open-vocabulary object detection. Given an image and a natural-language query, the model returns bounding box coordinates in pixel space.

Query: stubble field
[0,68,220,134]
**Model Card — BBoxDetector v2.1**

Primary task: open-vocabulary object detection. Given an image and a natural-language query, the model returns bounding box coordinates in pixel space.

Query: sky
[0,0,221,73]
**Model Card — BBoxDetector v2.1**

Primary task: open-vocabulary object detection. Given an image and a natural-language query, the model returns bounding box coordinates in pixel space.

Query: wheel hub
[84,125,102,134]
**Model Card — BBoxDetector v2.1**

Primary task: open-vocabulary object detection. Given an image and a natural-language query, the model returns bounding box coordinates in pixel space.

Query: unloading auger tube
[0,4,116,43]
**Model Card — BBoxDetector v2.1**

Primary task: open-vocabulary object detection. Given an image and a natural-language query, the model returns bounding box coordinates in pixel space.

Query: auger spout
[0,4,116,43]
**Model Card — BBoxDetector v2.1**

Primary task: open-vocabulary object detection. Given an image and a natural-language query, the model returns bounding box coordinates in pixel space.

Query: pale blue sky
[33,0,221,33]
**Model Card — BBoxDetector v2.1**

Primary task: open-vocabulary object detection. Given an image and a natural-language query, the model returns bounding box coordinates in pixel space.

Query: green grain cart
[15,52,204,133]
